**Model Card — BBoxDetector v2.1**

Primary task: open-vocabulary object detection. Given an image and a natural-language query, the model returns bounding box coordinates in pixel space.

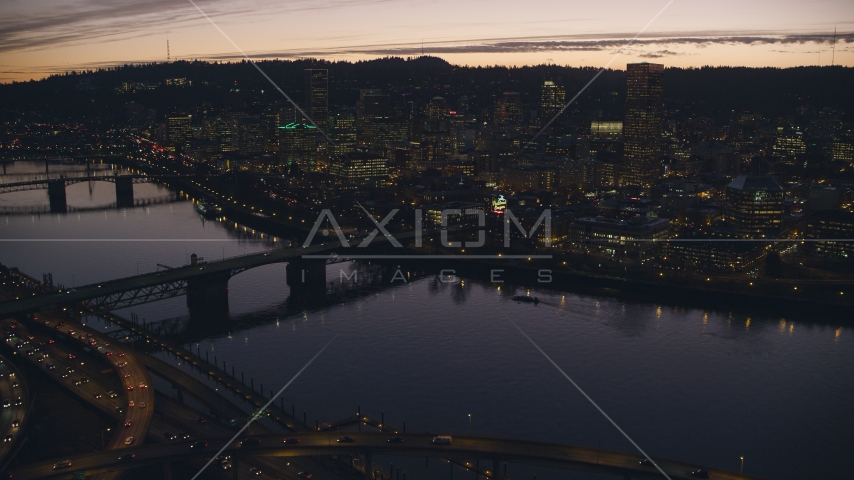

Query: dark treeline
[1,56,851,126]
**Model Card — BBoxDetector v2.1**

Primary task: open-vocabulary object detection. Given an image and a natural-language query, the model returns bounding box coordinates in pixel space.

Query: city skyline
[1,0,853,83]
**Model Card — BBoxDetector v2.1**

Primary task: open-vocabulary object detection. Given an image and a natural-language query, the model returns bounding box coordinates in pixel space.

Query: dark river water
[1,161,853,479]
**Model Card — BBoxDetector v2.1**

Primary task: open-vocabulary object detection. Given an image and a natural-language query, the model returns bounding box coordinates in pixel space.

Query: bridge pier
[115,176,134,208]
[492,459,499,479]
[47,179,66,212]
[364,451,373,480]
[186,270,231,321]
[286,258,327,290]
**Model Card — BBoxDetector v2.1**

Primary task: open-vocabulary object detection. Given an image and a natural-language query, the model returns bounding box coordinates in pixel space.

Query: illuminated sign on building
[492,194,507,213]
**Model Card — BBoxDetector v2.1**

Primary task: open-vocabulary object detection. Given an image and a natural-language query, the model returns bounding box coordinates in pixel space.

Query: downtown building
[279,123,317,170]
[724,175,785,238]
[569,216,671,261]
[540,80,566,124]
[623,63,664,189]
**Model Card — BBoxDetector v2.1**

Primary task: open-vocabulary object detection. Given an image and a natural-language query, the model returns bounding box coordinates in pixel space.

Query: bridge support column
[286,258,327,306]
[286,258,327,289]
[115,176,134,209]
[47,179,66,213]
[491,459,499,479]
[364,452,373,480]
[187,270,231,322]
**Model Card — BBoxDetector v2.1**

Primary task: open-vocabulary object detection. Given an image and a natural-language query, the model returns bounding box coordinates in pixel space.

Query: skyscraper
[540,80,566,123]
[279,122,317,170]
[166,113,192,152]
[623,63,663,188]
[304,69,328,132]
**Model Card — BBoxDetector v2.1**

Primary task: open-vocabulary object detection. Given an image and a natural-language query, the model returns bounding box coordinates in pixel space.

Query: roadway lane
[24,316,155,451]
[12,432,765,480]
[0,354,28,463]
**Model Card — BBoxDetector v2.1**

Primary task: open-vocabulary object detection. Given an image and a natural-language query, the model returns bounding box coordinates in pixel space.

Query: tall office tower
[329,113,357,157]
[494,92,522,125]
[304,69,329,132]
[166,113,192,151]
[623,63,664,188]
[280,122,317,170]
[540,80,566,123]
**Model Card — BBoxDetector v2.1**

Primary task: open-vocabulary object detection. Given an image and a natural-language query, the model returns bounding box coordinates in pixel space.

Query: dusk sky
[1,0,852,83]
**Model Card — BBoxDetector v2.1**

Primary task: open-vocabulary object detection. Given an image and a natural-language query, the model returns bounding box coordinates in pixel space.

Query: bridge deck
[11,432,764,480]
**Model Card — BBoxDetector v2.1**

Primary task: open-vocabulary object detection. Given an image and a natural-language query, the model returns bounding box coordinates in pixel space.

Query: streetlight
[740,456,744,474]
[468,414,471,432]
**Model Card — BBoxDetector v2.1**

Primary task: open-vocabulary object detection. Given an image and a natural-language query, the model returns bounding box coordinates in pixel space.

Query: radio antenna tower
[167,38,171,62]
[831,27,837,66]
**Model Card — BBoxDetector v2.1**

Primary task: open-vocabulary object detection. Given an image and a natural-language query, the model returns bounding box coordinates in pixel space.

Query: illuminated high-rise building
[725,175,784,237]
[304,69,329,132]
[166,113,192,151]
[623,63,663,188]
[494,92,522,125]
[279,122,317,170]
[540,80,566,123]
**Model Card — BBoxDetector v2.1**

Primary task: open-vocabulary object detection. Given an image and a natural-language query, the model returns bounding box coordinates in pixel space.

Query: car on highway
[164,432,177,441]
[190,441,208,449]
[117,362,127,368]
[126,385,134,390]
[138,382,147,388]
[196,416,207,423]
[249,467,262,476]
[139,402,146,408]
[119,452,135,460]
[115,406,124,414]
[11,419,19,428]
[298,472,313,479]
[177,431,190,440]
[690,469,710,479]
[432,436,452,445]
[94,393,102,399]
[388,436,404,443]
[80,376,89,383]
[1,400,9,408]
[108,391,118,398]
[123,373,131,378]
[53,460,72,470]
[283,437,300,444]
[66,367,75,374]
[10,382,17,388]
[240,436,262,446]
[128,400,135,407]
[124,437,134,445]
[117,352,125,357]
[3,434,12,443]
[124,421,132,427]
[337,436,355,443]
[46,362,56,370]
[12,398,20,407]
[639,459,655,467]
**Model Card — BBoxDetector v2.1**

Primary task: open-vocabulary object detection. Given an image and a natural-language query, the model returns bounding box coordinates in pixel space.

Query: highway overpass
[12,432,763,480]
